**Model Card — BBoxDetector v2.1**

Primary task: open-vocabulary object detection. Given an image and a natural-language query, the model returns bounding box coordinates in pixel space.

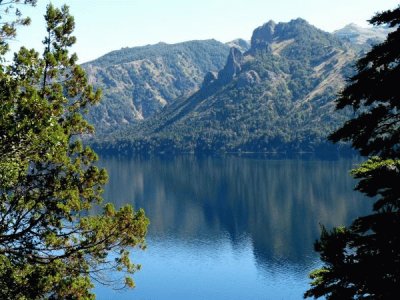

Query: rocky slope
[92,19,361,154]
[83,40,231,132]
[334,23,393,45]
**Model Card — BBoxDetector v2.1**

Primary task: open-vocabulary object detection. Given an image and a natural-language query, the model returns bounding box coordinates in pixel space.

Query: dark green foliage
[306,159,400,299]
[83,40,231,131]
[91,19,356,155]
[306,5,400,299]
[0,4,148,299]
[329,8,400,158]
[277,18,343,66]
[0,0,37,56]
[88,40,229,69]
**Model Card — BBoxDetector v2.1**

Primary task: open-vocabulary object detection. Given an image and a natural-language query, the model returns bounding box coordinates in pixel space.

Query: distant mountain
[92,19,359,154]
[83,40,230,131]
[226,39,250,53]
[334,23,392,46]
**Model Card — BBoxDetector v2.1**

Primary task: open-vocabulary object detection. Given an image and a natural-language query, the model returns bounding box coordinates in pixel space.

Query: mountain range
[83,40,231,129]
[85,20,391,154]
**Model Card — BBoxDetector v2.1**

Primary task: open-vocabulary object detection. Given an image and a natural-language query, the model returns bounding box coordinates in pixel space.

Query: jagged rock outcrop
[250,20,275,51]
[226,39,251,53]
[237,70,261,88]
[202,71,218,88]
[217,47,243,84]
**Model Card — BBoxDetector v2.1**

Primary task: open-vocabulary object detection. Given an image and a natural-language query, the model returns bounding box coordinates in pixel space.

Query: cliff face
[250,20,275,51]
[217,47,244,85]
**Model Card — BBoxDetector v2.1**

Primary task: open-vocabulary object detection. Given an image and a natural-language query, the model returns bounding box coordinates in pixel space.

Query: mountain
[83,40,231,132]
[334,23,392,46]
[91,19,359,154]
[225,38,251,53]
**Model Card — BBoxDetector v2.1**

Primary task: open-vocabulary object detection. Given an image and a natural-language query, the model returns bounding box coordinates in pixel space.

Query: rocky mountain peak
[202,71,218,88]
[217,47,244,84]
[334,23,392,45]
[273,18,321,41]
[226,39,250,53]
[288,17,308,25]
[250,20,276,51]
[343,23,362,30]
[249,18,320,52]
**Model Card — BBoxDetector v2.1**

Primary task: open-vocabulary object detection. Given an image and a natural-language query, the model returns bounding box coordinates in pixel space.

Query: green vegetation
[0,3,148,299]
[91,19,357,155]
[305,5,400,299]
[83,40,230,131]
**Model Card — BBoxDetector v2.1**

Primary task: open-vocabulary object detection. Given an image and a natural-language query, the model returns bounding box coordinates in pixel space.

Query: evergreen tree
[0,0,37,56]
[0,3,148,299]
[305,5,400,299]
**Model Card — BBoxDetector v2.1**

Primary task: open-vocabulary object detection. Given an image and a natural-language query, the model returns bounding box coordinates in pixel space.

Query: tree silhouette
[305,5,400,299]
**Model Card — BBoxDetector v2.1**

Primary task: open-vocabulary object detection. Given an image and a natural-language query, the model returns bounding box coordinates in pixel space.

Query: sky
[8,0,400,63]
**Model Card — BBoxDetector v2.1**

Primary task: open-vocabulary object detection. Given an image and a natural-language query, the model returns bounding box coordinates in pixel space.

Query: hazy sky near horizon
[9,0,400,63]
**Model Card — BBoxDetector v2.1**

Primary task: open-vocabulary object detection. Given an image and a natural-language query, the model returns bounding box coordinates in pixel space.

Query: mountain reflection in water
[96,155,370,300]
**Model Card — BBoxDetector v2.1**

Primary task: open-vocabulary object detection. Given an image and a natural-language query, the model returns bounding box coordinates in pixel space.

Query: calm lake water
[95,155,370,300]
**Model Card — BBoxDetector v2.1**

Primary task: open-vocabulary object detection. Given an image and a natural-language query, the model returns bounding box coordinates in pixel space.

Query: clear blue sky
[9,0,400,63]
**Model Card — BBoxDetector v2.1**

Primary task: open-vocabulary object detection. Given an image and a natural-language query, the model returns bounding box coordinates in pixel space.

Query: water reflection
[97,155,370,299]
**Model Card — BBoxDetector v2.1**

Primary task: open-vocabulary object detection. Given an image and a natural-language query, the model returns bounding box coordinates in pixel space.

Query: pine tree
[0,0,37,56]
[0,4,148,299]
[305,5,400,299]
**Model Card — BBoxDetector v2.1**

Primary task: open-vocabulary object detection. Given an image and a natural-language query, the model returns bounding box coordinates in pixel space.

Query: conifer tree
[305,5,400,299]
[0,3,148,299]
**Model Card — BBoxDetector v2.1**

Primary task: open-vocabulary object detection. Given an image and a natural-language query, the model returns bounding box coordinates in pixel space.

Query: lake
[95,155,370,300]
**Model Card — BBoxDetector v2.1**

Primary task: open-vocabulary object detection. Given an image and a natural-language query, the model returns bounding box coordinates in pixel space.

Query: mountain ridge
[333,23,393,45]
[90,19,357,154]
[83,39,231,129]
[87,19,391,154]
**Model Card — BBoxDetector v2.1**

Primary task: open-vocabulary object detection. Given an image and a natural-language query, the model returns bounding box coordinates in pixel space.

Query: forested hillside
[88,19,391,154]
[83,40,230,131]
[92,19,356,154]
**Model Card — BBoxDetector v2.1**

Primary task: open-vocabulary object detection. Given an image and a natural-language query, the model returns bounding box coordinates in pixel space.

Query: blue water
[95,155,370,299]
